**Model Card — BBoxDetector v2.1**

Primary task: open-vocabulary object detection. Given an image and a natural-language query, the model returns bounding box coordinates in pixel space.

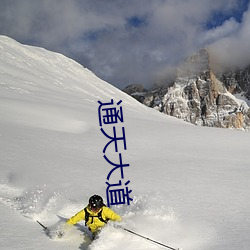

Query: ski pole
[37,220,48,231]
[122,227,180,250]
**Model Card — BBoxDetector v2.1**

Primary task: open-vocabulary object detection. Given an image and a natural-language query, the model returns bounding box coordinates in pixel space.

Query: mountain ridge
[123,49,250,130]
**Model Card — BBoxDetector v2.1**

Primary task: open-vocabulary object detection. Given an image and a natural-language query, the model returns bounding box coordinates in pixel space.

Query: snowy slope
[0,36,250,250]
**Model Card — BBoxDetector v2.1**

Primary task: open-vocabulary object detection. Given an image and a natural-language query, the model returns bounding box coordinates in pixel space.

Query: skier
[67,194,121,239]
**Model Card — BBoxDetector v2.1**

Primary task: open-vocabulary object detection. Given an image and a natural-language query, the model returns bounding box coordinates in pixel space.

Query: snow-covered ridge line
[0,35,145,109]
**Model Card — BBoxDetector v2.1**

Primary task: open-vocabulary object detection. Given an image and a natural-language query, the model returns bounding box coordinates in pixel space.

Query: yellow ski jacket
[67,206,121,233]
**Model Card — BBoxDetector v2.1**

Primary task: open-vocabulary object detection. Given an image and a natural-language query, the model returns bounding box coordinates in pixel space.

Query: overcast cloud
[0,0,249,89]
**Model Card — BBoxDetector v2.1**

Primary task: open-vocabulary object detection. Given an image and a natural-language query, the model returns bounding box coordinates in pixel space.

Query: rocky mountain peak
[123,49,250,130]
[177,49,210,78]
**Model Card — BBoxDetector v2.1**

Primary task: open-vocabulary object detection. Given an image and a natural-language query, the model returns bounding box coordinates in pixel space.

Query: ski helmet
[89,195,104,210]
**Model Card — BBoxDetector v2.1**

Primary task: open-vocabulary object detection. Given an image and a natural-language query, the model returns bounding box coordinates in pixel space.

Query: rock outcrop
[123,49,250,130]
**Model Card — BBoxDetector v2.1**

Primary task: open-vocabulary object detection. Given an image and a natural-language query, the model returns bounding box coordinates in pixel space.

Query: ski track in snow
[0,179,211,250]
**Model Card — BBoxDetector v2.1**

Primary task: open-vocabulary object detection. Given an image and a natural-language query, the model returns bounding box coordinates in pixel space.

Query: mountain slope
[0,36,250,250]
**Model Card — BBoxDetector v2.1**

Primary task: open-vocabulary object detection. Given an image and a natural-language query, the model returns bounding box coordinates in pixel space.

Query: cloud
[209,4,250,69]
[200,18,240,45]
[0,0,249,88]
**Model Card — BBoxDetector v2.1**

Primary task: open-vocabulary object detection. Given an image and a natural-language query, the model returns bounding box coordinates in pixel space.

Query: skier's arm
[104,207,122,222]
[67,209,85,225]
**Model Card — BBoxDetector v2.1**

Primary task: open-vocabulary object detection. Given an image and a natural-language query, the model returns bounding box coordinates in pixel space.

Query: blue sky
[0,0,249,89]
[205,0,249,28]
